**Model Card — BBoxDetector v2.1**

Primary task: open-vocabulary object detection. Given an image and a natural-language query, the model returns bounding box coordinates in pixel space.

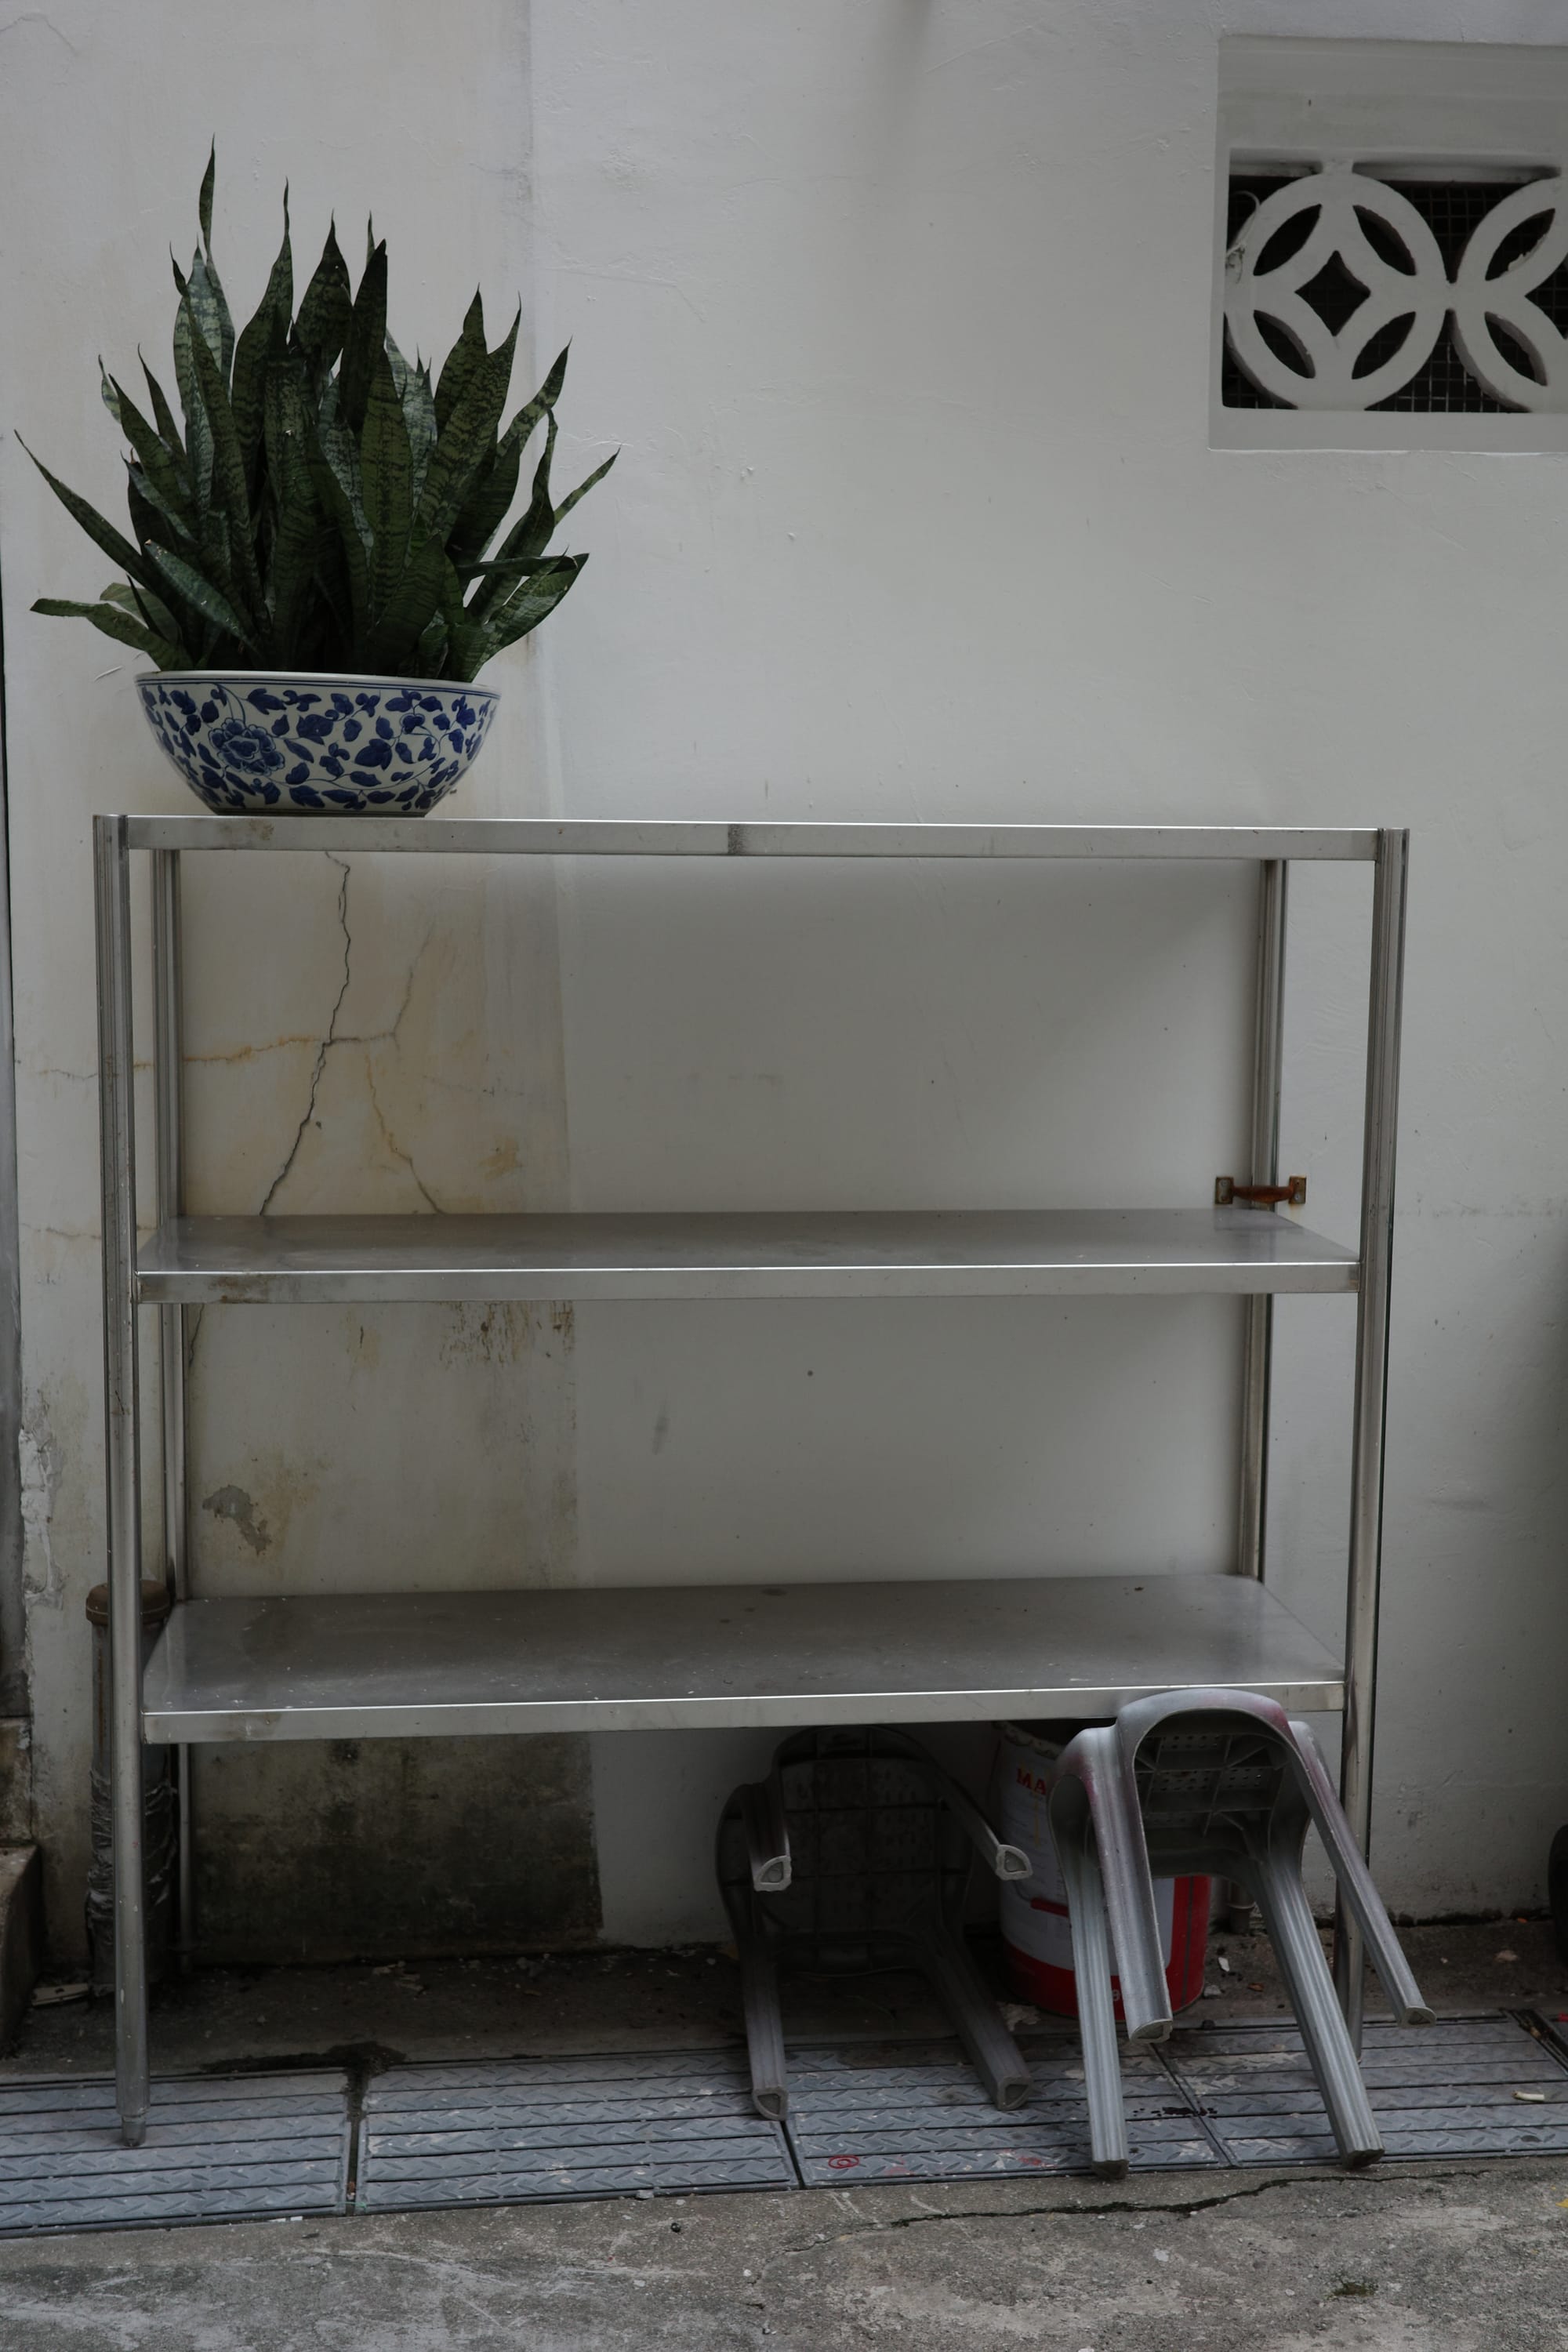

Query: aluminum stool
[1044,1688,1434,2176]
[718,1726,1034,2121]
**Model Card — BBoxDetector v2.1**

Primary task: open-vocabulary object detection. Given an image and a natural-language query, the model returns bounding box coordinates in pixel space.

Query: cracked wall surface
[174,834,599,1949]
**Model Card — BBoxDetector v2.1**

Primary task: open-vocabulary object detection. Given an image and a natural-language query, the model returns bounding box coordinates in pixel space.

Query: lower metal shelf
[140,1572,1345,1743]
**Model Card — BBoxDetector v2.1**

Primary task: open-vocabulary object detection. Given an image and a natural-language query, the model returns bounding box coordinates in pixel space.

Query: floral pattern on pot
[137,673,499,814]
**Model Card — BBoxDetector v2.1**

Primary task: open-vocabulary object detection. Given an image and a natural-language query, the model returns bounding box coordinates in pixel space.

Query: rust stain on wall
[201,1484,271,1555]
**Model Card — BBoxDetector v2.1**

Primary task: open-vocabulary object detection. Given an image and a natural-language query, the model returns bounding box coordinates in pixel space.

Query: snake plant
[25,152,615,681]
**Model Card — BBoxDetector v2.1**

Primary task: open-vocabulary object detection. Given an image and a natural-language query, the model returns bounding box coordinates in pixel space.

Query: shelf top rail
[118,815,1381,860]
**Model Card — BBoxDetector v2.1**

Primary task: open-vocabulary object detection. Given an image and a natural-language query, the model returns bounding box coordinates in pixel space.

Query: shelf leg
[151,848,192,1968]
[96,817,148,2146]
[1334,829,1410,2049]
[1237,858,1288,1584]
[1231,861,1288,1933]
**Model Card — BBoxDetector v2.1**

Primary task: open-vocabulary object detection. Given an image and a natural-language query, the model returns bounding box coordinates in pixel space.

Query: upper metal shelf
[135,1207,1359,1306]
[121,816,1379,860]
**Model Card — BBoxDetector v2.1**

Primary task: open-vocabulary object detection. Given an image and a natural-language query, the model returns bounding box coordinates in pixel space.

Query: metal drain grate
[783,2035,1221,2184]
[0,2070,351,2235]
[357,2049,797,2211]
[1164,2016,1568,2164]
[9,2015,1564,2234]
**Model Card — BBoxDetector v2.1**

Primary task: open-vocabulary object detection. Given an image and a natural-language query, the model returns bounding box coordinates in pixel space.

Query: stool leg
[919,1928,1032,2112]
[1065,1731,1171,2045]
[720,1813,791,2123]
[1283,1720,1435,2027]
[1251,1852,1382,2165]
[735,1904,790,2122]
[1055,1825,1131,2179]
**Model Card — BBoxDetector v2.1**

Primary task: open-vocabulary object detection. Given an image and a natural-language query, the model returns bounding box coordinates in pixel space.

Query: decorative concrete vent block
[1214,38,1568,449]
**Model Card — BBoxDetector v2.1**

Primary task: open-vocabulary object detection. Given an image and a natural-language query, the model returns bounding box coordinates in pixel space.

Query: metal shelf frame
[93,815,1409,2143]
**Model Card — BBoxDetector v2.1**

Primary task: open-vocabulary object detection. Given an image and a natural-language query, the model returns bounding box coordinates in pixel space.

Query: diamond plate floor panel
[782,2035,1222,2185]
[0,2071,351,2235]
[1164,2016,1568,2165]
[356,2050,797,2211]
[13,2016,1563,2234]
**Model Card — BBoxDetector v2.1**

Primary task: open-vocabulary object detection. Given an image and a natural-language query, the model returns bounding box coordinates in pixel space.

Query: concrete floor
[1,2159,1566,2351]
[2,1919,1566,2350]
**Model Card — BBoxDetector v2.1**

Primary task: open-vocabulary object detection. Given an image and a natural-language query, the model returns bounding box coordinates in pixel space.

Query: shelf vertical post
[1237,858,1289,1581]
[1229,858,1289,1933]
[94,815,148,2147]
[151,848,191,1967]
[1334,827,1410,2046]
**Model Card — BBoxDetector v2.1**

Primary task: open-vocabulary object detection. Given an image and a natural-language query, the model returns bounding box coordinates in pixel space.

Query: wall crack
[258,855,353,1215]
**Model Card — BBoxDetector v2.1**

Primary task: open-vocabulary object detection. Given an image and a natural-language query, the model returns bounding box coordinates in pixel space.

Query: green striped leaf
[268,492,329,666]
[231,196,292,485]
[190,332,265,638]
[126,468,181,556]
[413,606,449,676]
[147,542,258,652]
[469,412,557,622]
[551,448,618,532]
[388,339,437,504]
[338,235,387,433]
[33,595,184,667]
[186,249,233,387]
[172,284,213,501]
[106,371,194,531]
[416,306,517,549]
[126,461,194,548]
[104,576,187,652]
[479,551,584,659]
[438,553,485,680]
[314,376,371,548]
[301,399,369,642]
[294,219,351,376]
[140,358,186,463]
[450,347,572,575]
[362,529,446,672]
[198,143,216,254]
[19,436,157,589]
[361,348,414,621]
[434,291,486,432]
[445,434,521,566]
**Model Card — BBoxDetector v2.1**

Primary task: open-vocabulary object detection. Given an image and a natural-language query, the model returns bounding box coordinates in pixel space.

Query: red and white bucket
[997,1721,1209,2021]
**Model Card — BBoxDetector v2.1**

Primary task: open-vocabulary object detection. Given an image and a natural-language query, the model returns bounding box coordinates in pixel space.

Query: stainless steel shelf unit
[93,816,1409,2145]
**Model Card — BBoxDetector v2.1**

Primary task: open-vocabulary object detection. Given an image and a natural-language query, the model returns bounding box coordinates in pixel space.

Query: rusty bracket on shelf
[1214,1175,1307,1208]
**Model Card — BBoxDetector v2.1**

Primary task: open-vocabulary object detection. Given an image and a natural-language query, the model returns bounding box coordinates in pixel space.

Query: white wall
[2,0,1566,1955]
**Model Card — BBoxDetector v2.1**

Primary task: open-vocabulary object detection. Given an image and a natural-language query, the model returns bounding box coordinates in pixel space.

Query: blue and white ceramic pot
[137,670,499,815]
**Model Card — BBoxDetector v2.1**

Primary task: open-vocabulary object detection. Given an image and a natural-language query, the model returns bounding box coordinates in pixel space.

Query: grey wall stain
[0,1716,31,1843]
[192,1736,602,1962]
[201,1485,272,1555]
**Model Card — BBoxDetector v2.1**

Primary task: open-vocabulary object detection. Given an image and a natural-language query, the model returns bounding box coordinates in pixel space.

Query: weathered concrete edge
[0,1845,42,2048]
